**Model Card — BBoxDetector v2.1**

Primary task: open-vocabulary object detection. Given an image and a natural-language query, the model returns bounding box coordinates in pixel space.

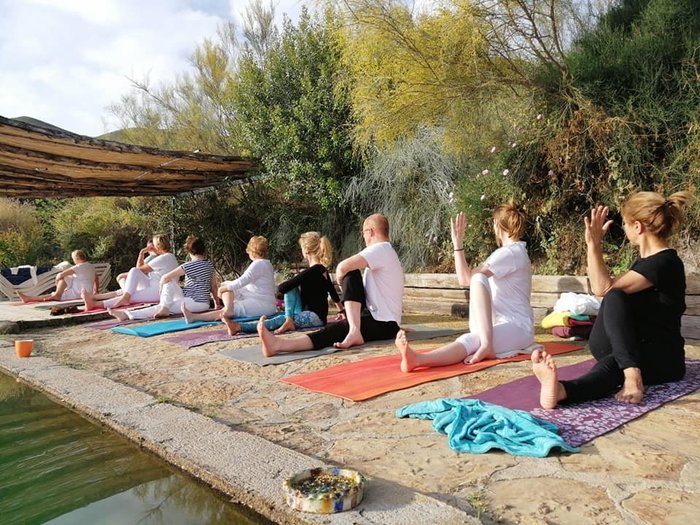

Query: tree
[234,6,359,209]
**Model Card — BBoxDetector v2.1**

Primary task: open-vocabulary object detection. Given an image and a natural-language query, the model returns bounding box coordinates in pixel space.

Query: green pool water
[0,373,271,525]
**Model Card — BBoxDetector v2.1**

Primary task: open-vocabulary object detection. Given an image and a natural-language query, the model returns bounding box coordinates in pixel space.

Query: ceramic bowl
[283,467,365,514]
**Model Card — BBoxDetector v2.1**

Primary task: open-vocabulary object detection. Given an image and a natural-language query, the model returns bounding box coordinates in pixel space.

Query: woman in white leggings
[397,201,534,371]
[82,234,178,310]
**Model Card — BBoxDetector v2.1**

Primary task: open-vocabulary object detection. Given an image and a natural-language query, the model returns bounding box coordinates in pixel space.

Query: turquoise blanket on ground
[396,398,579,457]
[111,313,283,337]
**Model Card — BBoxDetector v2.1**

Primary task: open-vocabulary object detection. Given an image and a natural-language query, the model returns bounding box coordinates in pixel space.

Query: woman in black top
[532,190,692,408]
[223,232,342,336]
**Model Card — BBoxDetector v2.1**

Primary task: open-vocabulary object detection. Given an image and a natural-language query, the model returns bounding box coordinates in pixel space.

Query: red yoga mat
[281,341,584,401]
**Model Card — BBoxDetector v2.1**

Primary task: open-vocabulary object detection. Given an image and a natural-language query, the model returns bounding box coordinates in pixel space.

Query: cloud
[0,0,305,137]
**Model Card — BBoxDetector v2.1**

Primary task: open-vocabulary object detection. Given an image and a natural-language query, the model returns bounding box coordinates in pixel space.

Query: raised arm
[450,212,493,285]
[584,206,614,296]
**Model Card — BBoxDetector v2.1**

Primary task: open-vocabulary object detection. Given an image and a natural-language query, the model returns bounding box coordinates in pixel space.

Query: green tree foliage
[345,127,458,270]
[340,0,509,151]
[108,23,240,154]
[50,198,165,280]
[234,6,359,209]
[0,199,51,267]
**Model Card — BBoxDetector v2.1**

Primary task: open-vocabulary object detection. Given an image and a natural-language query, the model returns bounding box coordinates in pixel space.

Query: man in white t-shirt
[258,214,404,356]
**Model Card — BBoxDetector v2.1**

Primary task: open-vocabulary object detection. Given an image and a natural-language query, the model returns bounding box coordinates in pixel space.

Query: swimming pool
[0,372,271,524]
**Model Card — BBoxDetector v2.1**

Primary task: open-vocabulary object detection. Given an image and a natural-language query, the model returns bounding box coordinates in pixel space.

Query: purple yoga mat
[470,358,700,447]
[469,359,596,411]
[164,328,257,347]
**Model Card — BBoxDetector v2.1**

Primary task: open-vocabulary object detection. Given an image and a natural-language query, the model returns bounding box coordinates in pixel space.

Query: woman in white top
[82,234,178,310]
[397,201,534,369]
[182,235,277,323]
[18,250,97,302]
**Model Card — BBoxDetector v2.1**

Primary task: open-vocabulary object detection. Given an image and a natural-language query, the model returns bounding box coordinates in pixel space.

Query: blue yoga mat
[111,313,283,337]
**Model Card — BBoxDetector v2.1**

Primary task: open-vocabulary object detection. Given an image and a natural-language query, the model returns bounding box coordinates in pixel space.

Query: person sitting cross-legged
[108,235,217,321]
[532,190,691,409]
[257,213,404,358]
[397,201,534,371]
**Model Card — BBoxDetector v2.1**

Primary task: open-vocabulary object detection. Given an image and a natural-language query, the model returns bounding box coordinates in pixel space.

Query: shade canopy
[0,116,259,197]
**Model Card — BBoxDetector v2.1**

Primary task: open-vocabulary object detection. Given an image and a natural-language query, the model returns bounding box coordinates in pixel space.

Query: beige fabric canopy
[0,116,258,197]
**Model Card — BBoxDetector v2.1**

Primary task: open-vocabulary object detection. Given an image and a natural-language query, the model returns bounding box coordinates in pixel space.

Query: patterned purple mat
[470,359,700,447]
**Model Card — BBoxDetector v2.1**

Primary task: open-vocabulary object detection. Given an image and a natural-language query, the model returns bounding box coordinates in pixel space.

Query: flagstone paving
[1,313,699,524]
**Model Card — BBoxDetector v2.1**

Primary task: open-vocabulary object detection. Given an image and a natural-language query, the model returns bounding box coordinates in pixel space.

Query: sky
[0,0,305,137]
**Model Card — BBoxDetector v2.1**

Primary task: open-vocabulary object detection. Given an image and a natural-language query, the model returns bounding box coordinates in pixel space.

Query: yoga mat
[165,318,338,348]
[470,359,700,447]
[85,318,143,330]
[111,313,284,337]
[220,327,464,367]
[281,341,584,401]
[166,328,258,347]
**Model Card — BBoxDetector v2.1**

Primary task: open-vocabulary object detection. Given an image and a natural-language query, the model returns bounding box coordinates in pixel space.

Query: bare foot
[531,350,565,409]
[153,306,171,318]
[81,289,96,310]
[108,308,128,321]
[181,303,194,323]
[274,317,296,335]
[615,379,644,404]
[395,330,417,373]
[334,329,364,349]
[258,316,279,357]
[467,344,497,364]
[222,317,241,336]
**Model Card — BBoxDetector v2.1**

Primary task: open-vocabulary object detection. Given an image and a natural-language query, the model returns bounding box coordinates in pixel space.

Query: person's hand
[217,284,229,298]
[335,311,346,321]
[450,212,467,249]
[584,205,613,247]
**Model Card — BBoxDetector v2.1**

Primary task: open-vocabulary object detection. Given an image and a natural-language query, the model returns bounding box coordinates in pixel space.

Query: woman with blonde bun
[532,191,692,408]
[397,201,534,370]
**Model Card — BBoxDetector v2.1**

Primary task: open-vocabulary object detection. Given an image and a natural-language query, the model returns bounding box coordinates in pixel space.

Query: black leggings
[561,289,685,404]
[307,270,400,350]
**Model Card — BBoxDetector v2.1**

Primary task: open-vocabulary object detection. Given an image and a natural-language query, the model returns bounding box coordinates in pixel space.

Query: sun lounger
[0,262,111,301]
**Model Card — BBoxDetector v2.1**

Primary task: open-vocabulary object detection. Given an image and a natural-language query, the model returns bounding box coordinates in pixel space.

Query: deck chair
[0,262,111,300]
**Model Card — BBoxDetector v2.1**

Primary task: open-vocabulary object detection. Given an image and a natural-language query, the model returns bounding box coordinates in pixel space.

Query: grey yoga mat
[219,326,462,366]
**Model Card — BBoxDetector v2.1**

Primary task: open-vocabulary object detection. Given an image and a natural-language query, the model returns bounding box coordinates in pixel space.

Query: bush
[50,197,162,282]
[0,199,52,267]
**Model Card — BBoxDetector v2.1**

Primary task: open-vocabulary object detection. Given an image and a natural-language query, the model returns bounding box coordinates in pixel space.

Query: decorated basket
[283,467,365,514]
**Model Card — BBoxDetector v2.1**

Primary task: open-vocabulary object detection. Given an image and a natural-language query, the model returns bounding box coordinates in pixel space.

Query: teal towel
[111,313,283,337]
[396,398,579,457]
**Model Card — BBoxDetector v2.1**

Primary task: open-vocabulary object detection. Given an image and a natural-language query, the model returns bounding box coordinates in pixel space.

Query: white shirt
[359,241,404,323]
[148,253,179,282]
[225,258,276,300]
[482,241,533,331]
[70,262,96,292]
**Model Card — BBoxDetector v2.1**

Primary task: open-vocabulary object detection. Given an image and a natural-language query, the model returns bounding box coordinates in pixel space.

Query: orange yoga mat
[281,341,584,401]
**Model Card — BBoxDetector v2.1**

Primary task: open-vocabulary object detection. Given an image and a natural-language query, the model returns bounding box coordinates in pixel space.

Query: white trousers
[103,267,160,308]
[126,282,209,320]
[455,273,534,357]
